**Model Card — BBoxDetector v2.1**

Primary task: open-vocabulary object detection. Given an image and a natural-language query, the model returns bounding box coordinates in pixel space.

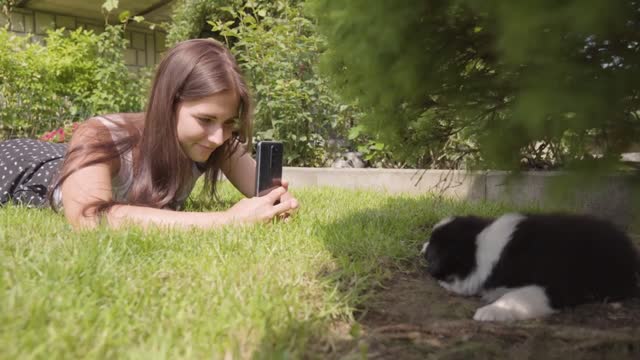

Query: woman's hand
[225,186,298,224]
[278,179,299,220]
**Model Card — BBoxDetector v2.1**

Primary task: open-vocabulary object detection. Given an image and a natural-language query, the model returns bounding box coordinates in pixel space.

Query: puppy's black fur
[424,216,491,281]
[423,213,640,320]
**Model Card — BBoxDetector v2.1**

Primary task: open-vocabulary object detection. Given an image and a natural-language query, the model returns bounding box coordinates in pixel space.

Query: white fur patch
[421,217,455,255]
[433,217,455,231]
[420,241,429,255]
[480,287,511,302]
[421,217,456,255]
[473,285,555,321]
[441,213,525,296]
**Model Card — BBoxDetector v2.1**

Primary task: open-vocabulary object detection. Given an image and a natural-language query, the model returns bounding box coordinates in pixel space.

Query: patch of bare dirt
[308,234,640,359]
[316,270,640,359]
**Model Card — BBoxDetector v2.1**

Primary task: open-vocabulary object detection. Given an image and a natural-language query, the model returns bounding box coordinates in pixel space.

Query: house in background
[0,0,176,71]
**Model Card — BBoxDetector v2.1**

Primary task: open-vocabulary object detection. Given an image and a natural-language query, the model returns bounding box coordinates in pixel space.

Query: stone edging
[282,167,638,226]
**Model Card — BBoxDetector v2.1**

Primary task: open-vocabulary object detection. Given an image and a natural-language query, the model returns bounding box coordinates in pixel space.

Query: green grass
[0,183,514,359]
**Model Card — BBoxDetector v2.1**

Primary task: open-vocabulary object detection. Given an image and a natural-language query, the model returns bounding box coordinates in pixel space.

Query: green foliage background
[168,0,363,167]
[7,0,638,170]
[309,0,640,170]
[0,25,150,138]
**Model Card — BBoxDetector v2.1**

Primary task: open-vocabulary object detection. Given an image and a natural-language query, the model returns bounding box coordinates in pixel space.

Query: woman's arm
[60,119,118,228]
[61,123,294,229]
[61,159,229,229]
[62,158,293,230]
[104,187,291,229]
[220,141,257,197]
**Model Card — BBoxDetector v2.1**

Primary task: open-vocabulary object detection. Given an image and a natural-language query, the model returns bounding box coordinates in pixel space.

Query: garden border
[281,167,639,227]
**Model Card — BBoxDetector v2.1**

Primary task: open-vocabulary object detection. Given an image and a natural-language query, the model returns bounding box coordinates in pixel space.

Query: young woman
[0,38,298,229]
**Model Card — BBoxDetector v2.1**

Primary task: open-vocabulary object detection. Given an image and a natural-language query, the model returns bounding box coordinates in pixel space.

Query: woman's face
[176,90,240,163]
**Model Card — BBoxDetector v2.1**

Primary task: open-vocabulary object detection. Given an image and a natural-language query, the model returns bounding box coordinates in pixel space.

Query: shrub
[309,0,640,171]
[168,0,360,167]
[0,25,150,139]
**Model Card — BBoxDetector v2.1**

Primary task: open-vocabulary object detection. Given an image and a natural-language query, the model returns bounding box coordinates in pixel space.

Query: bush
[168,0,360,167]
[0,25,150,139]
[309,0,640,171]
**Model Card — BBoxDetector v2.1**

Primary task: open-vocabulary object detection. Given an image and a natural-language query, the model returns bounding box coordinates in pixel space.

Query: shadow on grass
[304,188,640,359]
[250,191,508,358]
[313,193,511,305]
[185,180,640,358]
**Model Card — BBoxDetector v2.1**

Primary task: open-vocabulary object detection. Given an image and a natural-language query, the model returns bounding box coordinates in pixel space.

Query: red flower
[39,122,81,143]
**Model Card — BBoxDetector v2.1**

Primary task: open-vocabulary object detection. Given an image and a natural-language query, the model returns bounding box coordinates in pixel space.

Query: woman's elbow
[64,207,101,230]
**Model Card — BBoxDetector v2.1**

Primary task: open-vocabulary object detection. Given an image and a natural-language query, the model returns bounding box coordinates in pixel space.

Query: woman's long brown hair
[49,38,253,215]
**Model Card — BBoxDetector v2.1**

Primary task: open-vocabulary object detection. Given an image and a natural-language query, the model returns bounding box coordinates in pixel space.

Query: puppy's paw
[473,286,555,322]
[473,304,517,322]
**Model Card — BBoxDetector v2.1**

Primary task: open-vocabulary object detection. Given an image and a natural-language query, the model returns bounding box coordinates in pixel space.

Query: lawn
[0,183,511,358]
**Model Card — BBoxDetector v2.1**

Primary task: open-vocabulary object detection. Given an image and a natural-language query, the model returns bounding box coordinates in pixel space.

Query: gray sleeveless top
[53,117,203,209]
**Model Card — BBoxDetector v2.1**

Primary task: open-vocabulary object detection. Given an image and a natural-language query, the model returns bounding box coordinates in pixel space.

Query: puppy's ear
[432,216,455,231]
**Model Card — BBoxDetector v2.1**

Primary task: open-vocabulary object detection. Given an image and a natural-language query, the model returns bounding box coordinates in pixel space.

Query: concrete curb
[282,167,639,227]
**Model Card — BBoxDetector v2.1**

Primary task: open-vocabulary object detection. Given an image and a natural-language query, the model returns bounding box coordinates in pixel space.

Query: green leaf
[102,0,119,13]
[219,6,237,17]
[357,145,369,154]
[118,11,131,23]
[257,129,274,139]
[348,125,363,140]
[372,142,385,151]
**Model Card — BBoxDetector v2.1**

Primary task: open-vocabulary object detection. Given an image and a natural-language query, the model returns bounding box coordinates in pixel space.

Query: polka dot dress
[0,139,67,207]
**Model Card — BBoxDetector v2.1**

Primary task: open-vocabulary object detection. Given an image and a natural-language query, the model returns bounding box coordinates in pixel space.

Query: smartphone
[255,141,284,197]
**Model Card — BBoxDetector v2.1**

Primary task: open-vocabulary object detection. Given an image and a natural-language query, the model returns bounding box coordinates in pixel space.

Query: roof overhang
[15,0,176,24]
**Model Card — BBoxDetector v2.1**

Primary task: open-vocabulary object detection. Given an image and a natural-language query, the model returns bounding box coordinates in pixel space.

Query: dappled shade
[310,0,640,170]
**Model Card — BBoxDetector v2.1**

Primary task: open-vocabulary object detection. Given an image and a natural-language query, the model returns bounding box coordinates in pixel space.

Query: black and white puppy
[421,213,640,322]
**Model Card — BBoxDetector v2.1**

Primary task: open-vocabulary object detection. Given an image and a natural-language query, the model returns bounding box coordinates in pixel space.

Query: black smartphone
[255,141,284,197]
